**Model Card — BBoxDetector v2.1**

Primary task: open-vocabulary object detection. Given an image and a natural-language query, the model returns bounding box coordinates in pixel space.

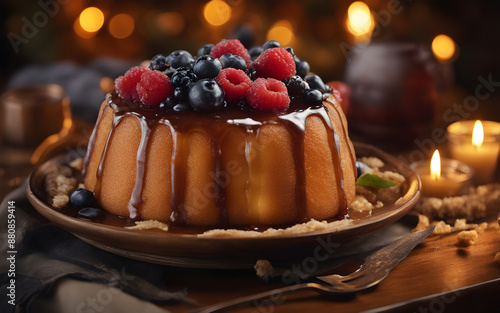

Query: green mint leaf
[356,174,398,189]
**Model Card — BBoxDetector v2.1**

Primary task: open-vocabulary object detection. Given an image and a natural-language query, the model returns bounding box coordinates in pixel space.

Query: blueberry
[246,69,258,81]
[262,40,281,50]
[285,47,295,56]
[197,44,214,57]
[294,57,310,78]
[188,79,225,112]
[356,161,371,178]
[219,53,246,70]
[165,50,195,69]
[305,74,327,92]
[171,67,198,87]
[173,86,189,102]
[193,55,222,79]
[149,54,169,71]
[304,89,323,106]
[69,188,95,209]
[248,46,263,60]
[161,96,176,109]
[77,207,104,222]
[283,75,310,99]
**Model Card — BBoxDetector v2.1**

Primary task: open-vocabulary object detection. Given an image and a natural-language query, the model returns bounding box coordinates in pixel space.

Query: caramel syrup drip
[85,92,351,225]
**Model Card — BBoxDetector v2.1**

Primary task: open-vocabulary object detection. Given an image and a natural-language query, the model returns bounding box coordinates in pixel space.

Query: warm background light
[204,0,232,26]
[266,20,294,46]
[156,12,185,36]
[472,120,484,147]
[432,34,456,62]
[346,1,374,40]
[430,150,441,180]
[74,18,96,39]
[108,14,134,39]
[79,7,104,33]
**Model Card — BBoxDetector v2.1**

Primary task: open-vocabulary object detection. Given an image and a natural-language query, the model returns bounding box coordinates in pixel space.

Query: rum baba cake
[80,39,357,227]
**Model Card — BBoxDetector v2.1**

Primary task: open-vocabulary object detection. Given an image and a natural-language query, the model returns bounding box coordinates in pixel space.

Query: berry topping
[115,66,151,101]
[327,81,351,114]
[252,47,296,80]
[70,188,95,209]
[197,43,214,57]
[305,74,328,92]
[248,46,263,61]
[294,57,310,78]
[262,40,281,50]
[285,46,295,56]
[193,55,222,79]
[165,50,195,69]
[77,207,104,222]
[136,70,173,106]
[246,78,290,110]
[171,67,198,87]
[188,79,225,112]
[216,68,252,104]
[149,54,169,71]
[304,89,323,106]
[210,39,251,66]
[219,53,246,70]
[283,75,310,99]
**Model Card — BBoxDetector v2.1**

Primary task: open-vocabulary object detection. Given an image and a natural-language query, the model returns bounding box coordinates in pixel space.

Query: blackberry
[171,67,198,87]
[193,55,222,79]
[149,54,169,71]
[246,69,258,81]
[173,86,189,102]
[262,40,281,50]
[283,75,310,99]
[165,50,195,69]
[197,43,214,57]
[219,53,246,70]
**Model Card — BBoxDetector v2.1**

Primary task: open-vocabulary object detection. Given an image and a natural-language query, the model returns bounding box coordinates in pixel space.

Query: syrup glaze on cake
[82,40,356,227]
[83,93,356,226]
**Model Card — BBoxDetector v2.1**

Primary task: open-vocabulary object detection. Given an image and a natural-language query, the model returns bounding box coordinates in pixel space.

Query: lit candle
[412,150,473,198]
[447,120,500,185]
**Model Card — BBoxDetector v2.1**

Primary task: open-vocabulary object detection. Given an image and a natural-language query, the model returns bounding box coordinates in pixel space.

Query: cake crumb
[433,221,452,235]
[52,195,69,209]
[453,219,468,231]
[126,220,169,231]
[414,214,430,232]
[495,252,500,264]
[350,195,374,213]
[254,259,274,280]
[476,222,488,233]
[456,230,478,246]
[359,157,384,169]
[69,158,83,171]
[198,219,353,238]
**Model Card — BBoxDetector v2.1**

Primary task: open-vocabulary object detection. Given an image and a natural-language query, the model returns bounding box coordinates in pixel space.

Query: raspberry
[136,70,173,106]
[210,39,251,66]
[246,78,290,110]
[115,66,151,101]
[251,47,296,80]
[216,68,252,103]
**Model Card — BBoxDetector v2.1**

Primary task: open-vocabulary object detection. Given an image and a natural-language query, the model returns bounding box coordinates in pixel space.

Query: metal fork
[189,226,434,313]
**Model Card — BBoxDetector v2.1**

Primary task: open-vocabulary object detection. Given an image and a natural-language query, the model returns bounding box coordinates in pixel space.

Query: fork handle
[188,282,323,313]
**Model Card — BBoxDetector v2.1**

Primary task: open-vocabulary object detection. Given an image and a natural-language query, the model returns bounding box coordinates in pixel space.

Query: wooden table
[2,130,500,313]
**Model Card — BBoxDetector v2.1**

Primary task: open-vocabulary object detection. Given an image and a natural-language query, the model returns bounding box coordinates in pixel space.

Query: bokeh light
[79,7,104,33]
[108,14,134,39]
[346,1,374,40]
[432,34,457,62]
[74,18,96,39]
[266,20,295,46]
[204,0,232,26]
[156,12,185,36]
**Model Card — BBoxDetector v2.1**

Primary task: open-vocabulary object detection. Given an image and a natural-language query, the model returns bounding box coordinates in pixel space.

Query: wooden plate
[26,142,421,269]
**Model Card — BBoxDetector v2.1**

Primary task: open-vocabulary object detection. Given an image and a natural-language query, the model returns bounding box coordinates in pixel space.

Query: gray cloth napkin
[0,181,193,313]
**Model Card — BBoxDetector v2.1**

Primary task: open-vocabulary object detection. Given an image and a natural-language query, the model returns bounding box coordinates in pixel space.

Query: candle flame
[430,150,441,180]
[472,120,484,147]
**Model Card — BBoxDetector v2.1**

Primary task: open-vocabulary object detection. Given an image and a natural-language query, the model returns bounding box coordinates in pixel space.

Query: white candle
[412,150,473,198]
[447,120,500,185]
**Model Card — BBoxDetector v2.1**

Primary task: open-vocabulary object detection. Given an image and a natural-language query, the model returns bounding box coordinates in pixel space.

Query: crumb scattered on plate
[126,220,169,231]
[456,230,478,246]
[254,259,274,280]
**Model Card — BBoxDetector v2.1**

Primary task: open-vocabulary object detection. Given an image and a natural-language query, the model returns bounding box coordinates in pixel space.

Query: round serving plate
[27,142,421,269]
